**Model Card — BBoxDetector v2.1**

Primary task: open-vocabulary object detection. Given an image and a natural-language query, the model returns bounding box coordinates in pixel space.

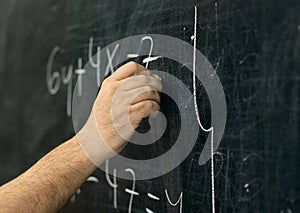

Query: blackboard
[0,0,299,212]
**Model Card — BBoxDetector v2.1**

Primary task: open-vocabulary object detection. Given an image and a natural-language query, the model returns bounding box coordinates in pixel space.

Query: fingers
[130,87,160,105]
[120,73,162,92]
[101,61,162,132]
[129,100,160,125]
[111,61,147,81]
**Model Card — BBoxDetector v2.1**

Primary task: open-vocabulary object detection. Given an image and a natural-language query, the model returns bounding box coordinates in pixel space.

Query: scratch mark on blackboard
[239,53,258,65]
[238,178,264,202]
[187,158,196,187]
[215,2,219,55]
[242,153,260,162]
[224,148,230,209]
[214,152,224,177]
[280,209,293,213]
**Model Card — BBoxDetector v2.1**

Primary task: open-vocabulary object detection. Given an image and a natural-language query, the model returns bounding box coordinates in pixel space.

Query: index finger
[111,61,148,81]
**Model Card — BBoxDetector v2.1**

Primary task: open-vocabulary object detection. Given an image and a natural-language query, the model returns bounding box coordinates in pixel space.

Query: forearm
[0,62,161,212]
[0,136,98,212]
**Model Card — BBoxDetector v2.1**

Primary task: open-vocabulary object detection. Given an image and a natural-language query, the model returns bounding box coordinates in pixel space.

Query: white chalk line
[193,6,215,213]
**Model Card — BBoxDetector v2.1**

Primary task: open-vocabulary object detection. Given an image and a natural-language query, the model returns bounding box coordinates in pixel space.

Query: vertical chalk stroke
[104,44,119,76]
[75,58,86,97]
[105,160,118,209]
[224,147,230,209]
[89,37,101,87]
[140,36,153,69]
[193,6,215,213]
[61,64,73,116]
[125,168,139,213]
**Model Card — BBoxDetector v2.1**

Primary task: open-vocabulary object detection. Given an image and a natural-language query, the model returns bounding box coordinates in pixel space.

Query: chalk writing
[61,65,73,116]
[193,6,215,213]
[105,160,118,209]
[125,168,139,213]
[104,44,119,76]
[104,163,184,213]
[89,37,101,87]
[75,58,86,97]
[126,36,161,68]
[165,190,183,213]
[46,46,61,95]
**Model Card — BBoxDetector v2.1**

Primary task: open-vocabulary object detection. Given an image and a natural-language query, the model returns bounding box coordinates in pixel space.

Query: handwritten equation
[70,160,183,213]
[46,36,157,117]
[46,6,223,213]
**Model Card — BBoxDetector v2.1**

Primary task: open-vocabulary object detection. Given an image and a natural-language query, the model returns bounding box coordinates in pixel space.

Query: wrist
[77,111,116,167]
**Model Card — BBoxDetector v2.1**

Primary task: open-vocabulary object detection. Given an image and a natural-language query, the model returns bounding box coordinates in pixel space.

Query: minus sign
[127,53,139,58]
[87,176,99,183]
[143,56,161,64]
[75,69,86,74]
[146,208,154,213]
[125,188,139,196]
[147,193,160,200]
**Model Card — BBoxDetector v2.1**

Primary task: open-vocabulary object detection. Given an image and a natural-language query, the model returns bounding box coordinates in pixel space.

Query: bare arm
[0,137,96,212]
[0,62,162,212]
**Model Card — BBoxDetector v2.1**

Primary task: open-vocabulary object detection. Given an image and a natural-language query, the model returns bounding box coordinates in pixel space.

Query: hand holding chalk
[78,61,162,165]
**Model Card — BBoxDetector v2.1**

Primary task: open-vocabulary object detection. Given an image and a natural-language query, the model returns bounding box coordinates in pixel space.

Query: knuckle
[156,93,161,102]
[156,103,160,110]
[102,77,111,85]
[128,61,139,69]
[136,75,148,84]
[145,85,153,92]
[150,89,157,96]
[105,82,116,93]
[157,84,163,92]
[150,101,156,109]
[112,81,120,90]
[143,101,152,109]
[154,80,163,91]
[146,90,155,98]
[142,75,150,84]
[109,84,121,97]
